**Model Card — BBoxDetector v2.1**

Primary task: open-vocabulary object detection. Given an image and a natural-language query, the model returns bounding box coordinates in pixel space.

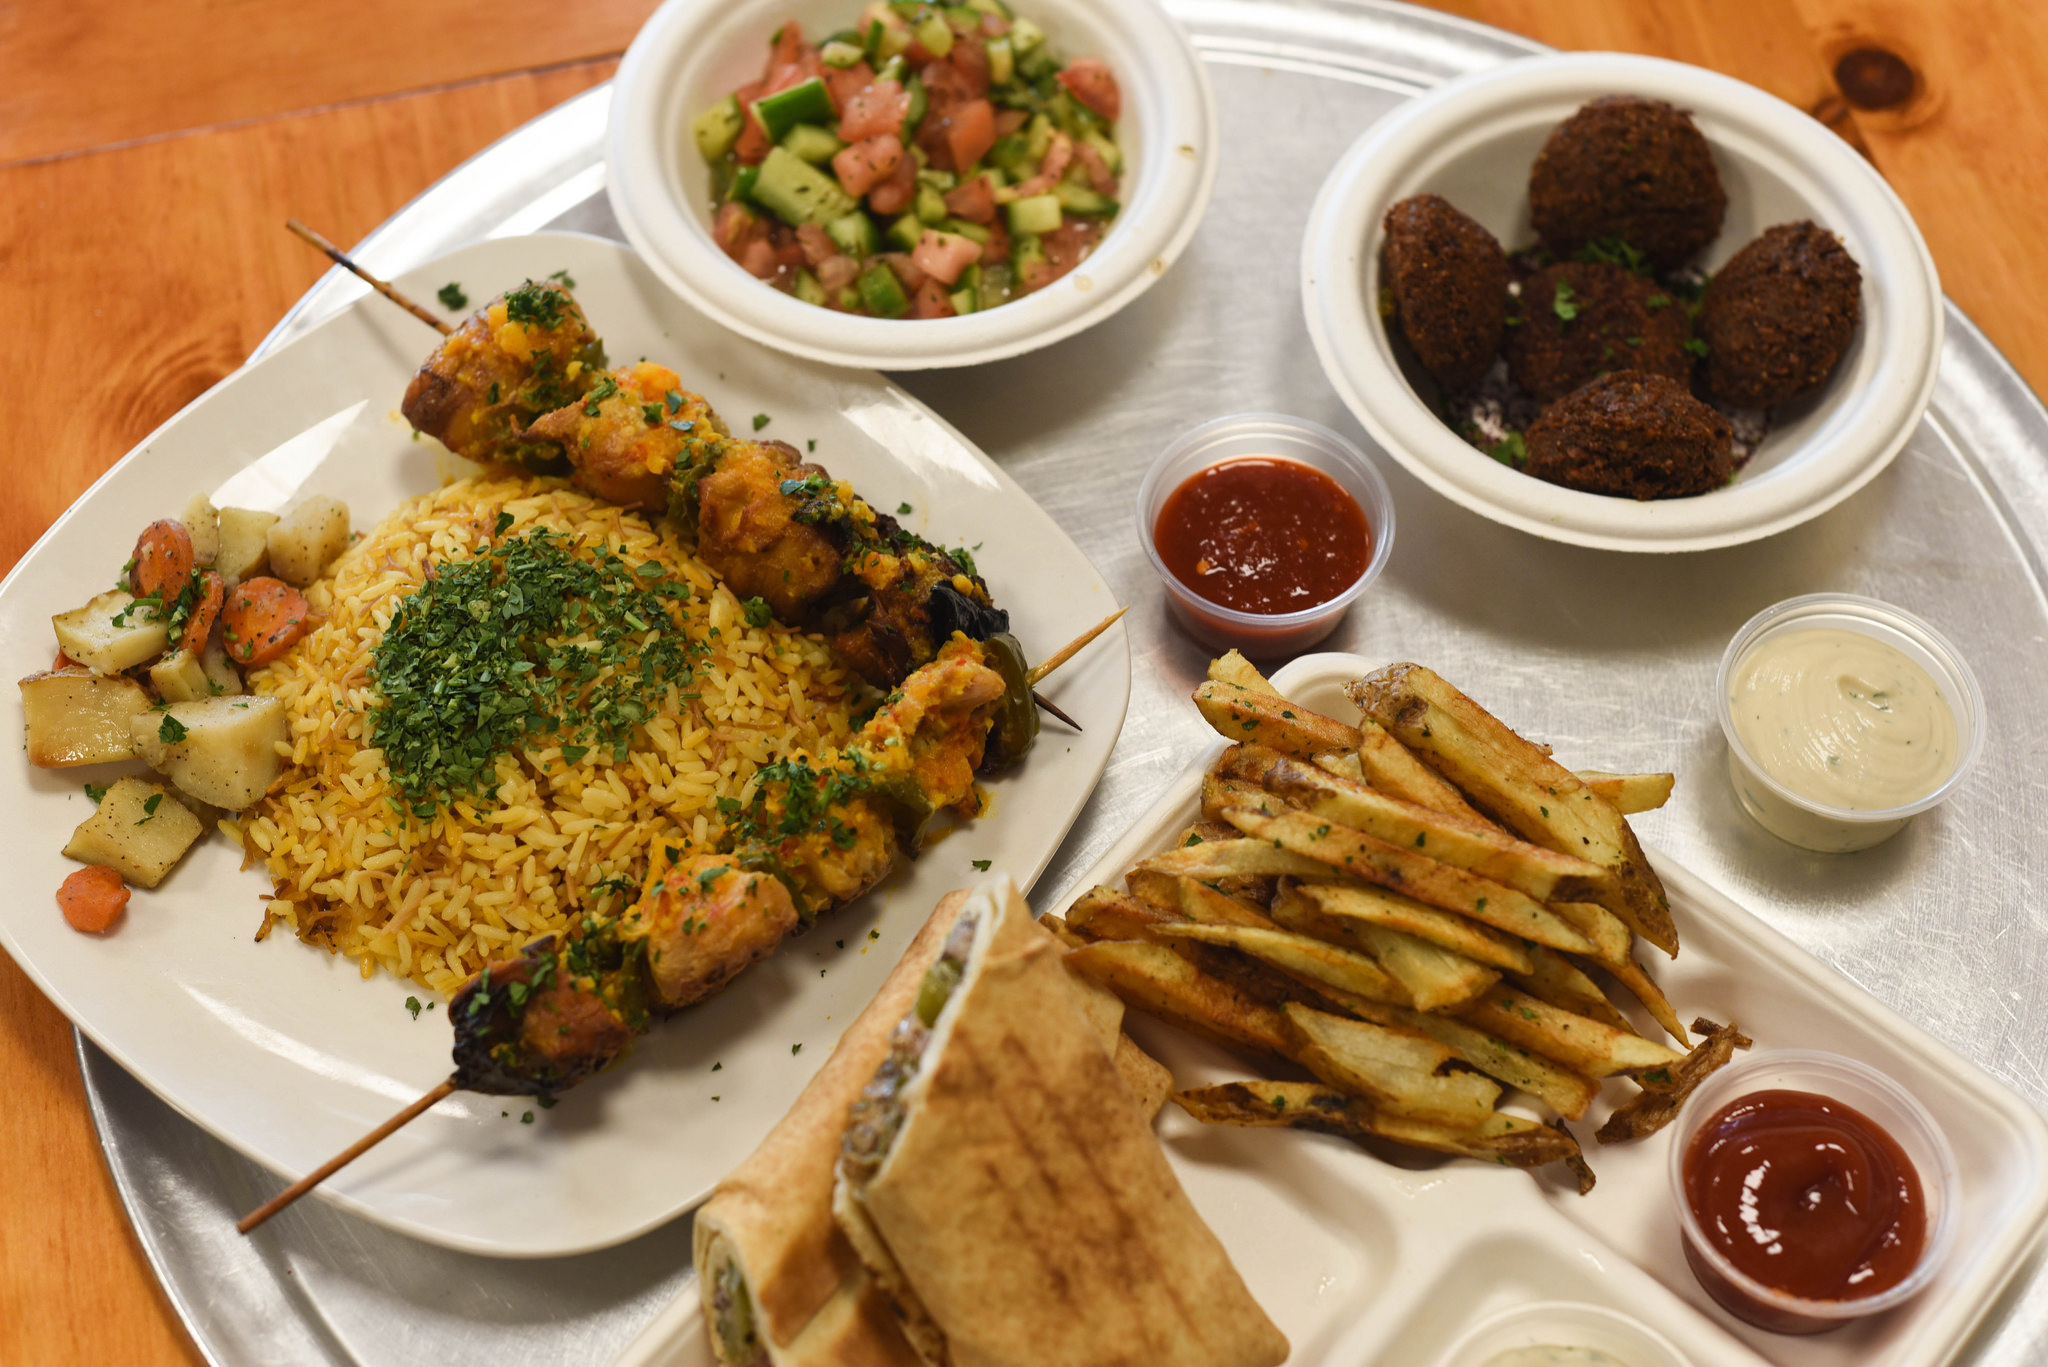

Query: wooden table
[3,1,2043,1359]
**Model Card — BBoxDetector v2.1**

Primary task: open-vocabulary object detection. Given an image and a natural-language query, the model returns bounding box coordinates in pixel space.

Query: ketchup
[1153,458,1372,616]
[1683,1089,1926,1308]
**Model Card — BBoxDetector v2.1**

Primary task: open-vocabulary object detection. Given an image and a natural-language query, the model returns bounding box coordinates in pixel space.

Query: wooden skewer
[231,610,1122,1234]
[1033,690,1080,730]
[1027,607,1127,687]
[286,219,452,337]
[236,1076,458,1235]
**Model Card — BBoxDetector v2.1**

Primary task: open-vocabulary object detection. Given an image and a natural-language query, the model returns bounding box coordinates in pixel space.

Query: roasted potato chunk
[130,694,287,811]
[63,777,205,888]
[20,669,152,767]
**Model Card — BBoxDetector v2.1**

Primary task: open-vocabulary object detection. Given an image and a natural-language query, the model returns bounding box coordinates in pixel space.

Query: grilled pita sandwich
[832,877,1288,1367]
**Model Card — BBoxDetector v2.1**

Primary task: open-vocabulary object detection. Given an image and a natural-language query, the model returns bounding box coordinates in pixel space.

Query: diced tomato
[838,80,908,143]
[948,40,991,98]
[832,133,904,199]
[765,21,810,80]
[911,230,982,287]
[1010,131,1072,198]
[768,227,807,278]
[1057,57,1121,122]
[1022,219,1102,292]
[980,216,1011,265]
[1073,138,1118,195]
[823,60,876,111]
[881,252,929,292]
[796,223,839,268]
[994,107,1028,137]
[945,99,997,176]
[921,60,976,108]
[943,173,997,224]
[909,278,957,319]
[979,13,1010,37]
[58,865,128,934]
[818,255,862,293]
[867,152,919,215]
[714,203,766,262]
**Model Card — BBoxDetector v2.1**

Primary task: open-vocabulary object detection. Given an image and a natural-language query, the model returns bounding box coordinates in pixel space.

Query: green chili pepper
[977,632,1038,773]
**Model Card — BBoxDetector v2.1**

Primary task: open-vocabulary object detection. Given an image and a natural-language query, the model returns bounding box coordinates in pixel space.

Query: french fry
[1067,886,1184,942]
[1597,1018,1751,1144]
[1193,680,1360,760]
[1342,921,1497,1012]
[1157,922,1411,1007]
[1349,664,1678,956]
[1124,870,1277,930]
[1459,987,1683,1077]
[1175,1082,1586,1170]
[1510,945,1635,1034]
[1282,881,1533,975]
[1343,998,1603,1121]
[1219,805,1596,956]
[1067,885,1337,1015]
[1201,772,1277,825]
[1599,953,1689,1047]
[1207,649,1280,697]
[1281,1004,1502,1126]
[1063,940,1291,1056]
[1132,838,1330,883]
[1575,770,1675,814]
[1548,900,1634,969]
[1354,719,1487,820]
[1218,744,1614,903]
[1039,912,1088,950]
[1169,822,1279,906]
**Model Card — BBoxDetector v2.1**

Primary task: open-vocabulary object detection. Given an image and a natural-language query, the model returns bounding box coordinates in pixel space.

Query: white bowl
[1438,1301,1693,1367]
[606,0,1218,370]
[1301,51,1943,552]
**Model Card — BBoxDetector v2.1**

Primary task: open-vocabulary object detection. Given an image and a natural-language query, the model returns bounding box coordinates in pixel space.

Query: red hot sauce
[1153,458,1372,616]
[1683,1089,1927,1317]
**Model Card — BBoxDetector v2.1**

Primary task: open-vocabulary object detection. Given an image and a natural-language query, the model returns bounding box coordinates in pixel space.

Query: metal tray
[79,1,2048,1361]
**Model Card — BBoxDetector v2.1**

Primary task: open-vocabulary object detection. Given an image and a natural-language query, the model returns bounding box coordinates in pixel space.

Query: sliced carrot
[53,650,79,670]
[178,570,225,649]
[59,865,129,934]
[221,576,312,667]
[131,519,195,600]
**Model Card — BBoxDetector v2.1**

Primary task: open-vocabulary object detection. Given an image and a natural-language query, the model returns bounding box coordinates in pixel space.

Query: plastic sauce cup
[1715,593,1984,852]
[1667,1049,1959,1335]
[1137,413,1395,657]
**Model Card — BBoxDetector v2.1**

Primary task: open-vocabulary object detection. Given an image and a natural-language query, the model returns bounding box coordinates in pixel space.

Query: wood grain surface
[3,1,2045,1360]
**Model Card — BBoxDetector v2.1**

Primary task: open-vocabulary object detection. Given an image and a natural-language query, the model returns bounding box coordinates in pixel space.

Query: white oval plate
[606,0,1218,370]
[0,232,1128,1257]
[1302,52,1943,552]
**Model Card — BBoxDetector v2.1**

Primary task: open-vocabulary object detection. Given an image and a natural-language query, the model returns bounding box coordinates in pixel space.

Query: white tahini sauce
[1729,627,1959,811]
[1482,1347,1631,1367]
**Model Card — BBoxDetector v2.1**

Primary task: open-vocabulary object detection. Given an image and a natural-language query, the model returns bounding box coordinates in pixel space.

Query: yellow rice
[241,475,869,997]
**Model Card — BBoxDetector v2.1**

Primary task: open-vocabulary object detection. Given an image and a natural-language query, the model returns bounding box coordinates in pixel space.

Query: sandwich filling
[708,1242,767,1367]
[840,907,981,1185]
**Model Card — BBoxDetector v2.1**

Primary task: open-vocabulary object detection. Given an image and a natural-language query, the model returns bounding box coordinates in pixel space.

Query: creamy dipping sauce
[1482,1348,1631,1367]
[1728,627,1958,811]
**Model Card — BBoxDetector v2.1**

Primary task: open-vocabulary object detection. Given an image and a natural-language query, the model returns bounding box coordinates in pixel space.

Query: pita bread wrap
[833,877,1288,1367]
[692,894,968,1366]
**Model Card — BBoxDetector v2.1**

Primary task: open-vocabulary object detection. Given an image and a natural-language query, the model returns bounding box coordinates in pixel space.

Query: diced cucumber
[902,74,928,140]
[916,166,958,192]
[1010,233,1046,280]
[692,95,745,162]
[837,286,862,310]
[1049,89,1106,137]
[950,263,981,314]
[1023,112,1054,163]
[1010,16,1045,51]
[1082,128,1122,175]
[752,146,857,225]
[1055,182,1118,218]
[826,211,881,258]
[989,133,1032,180]
[986,35,1015,85]
[753,79,837,143]
[939,216,990,245]
[886,213,926,252]
[979,261,1013,310]
[861,17,887,62]
[955,263,982,296]
[858,263,911,318]
[1005,193,1062,236]
[948,286,977,316]
[965,0,1013,17]
[793,269,828,306]
[876,20,912,61]
[875,53,908,84]
[885,0,923,16]
[914,182,949,225]
[914,11,953,57]
[820,40,865,69]
[729,164,761,204]
[782,122,846,165]
[1017,44,1058,84]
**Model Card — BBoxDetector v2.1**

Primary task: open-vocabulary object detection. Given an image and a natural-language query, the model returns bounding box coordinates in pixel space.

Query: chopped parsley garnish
[897,502,913,515]
[778,473,831,499]
[405,995,423,1019]
[1575,237,1649,275]
[368,529,702,812]
[135,793,164,826]
[502,280,569,329]
[752,413,771,431]
[947,546,979,578]
[1552,279,1580,322]
[1487,432,1528,468]
[85,783,107,805]
[791,1043,802,1055]
[1645,293,1671,310]
[665,390,685,413]
[548,269,577,288]
[521,1110,534,1124]
[158,714,188,744]
[437,282,469,311]
[582,374,620,416]
[642,403,664,426]
[741,597,773,628]
[1684,337,1710,358]
[971,858,992,871]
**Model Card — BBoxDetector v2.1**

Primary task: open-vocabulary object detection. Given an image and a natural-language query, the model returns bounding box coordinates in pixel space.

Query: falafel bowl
[1303,51,1943,552]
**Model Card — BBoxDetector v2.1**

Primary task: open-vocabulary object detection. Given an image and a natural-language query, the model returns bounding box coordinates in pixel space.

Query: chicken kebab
[400,277,1006,688]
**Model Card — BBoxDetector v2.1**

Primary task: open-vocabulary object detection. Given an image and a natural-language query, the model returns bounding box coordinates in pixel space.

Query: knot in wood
[1833,47,1917,110]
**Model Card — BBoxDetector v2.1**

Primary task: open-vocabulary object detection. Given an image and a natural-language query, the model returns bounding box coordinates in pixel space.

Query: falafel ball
[1507,260,1693,403]
[1523,370,1734,500]
[1381,194,1510,392]
[1528,96,1727,272]
[1698,220,1862,408]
